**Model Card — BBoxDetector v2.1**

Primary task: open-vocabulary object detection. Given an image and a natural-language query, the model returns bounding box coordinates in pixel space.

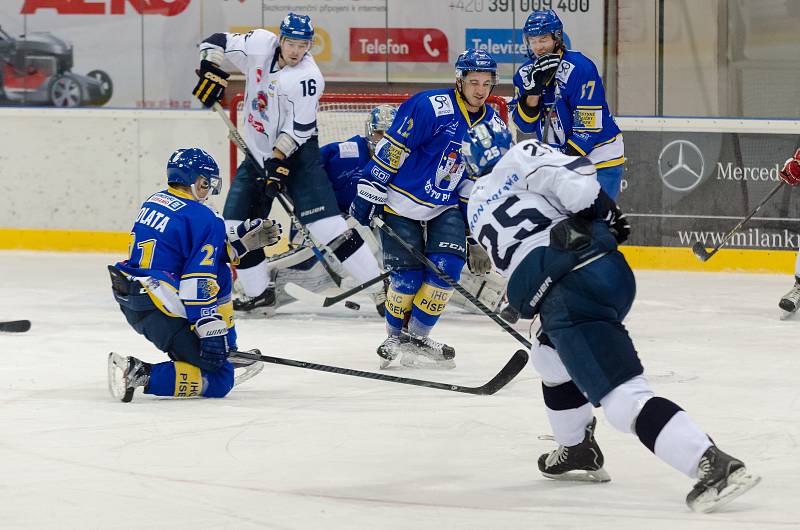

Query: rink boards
[1,108,797,274]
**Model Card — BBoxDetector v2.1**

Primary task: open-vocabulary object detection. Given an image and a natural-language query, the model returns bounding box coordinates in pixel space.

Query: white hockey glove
[228,219,282,259]
[467,236,492,275]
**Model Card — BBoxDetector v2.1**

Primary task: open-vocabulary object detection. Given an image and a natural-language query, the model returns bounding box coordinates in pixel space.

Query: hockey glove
[194,315,228,372]
[523,53,561,97]
[193,60,230,108]
[606,205,631,244]
[264,158,291,199]
[467,236,492,275]
[349,178,388,226]
[228,218,282,259]
[779,148,800,186]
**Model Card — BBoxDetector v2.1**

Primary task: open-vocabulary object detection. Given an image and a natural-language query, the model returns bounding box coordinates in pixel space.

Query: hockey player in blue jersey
[321,104,399,214]
[107,148,281,402]
[349,49,502,368]
[464,122,759,513]
[511,9,625,199]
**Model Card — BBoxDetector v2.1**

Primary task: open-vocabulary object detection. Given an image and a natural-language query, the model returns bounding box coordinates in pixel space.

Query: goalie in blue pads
[107,148,281,402]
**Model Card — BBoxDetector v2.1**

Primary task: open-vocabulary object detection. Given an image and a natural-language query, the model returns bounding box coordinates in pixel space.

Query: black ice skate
[233,285,276,313]
[685,445,760,513]
[538,417,611,482]
[377,334,408,369]
[779,277,800,314]
[107,352,152,403]
[401,333,456,369]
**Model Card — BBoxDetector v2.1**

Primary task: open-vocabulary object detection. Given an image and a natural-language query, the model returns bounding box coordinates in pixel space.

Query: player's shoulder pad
[238,28,278,49]
[556,50,596,85]
[413,87,455,119]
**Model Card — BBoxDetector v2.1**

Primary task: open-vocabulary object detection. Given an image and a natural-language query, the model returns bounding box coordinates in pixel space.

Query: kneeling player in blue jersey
[464,122,759,513]
[349,49,504,369]
[107,148,281,402]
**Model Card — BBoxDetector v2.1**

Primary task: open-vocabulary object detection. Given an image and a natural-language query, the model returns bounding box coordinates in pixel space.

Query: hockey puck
[344,300,361,311]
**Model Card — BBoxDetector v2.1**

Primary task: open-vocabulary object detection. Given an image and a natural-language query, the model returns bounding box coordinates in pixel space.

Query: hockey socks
[145,360,234,398]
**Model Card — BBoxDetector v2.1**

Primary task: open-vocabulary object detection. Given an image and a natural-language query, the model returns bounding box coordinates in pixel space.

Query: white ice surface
[0,251,798,529]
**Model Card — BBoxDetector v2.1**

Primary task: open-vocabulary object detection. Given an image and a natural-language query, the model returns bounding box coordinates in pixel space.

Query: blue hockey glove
[194,315,228,371]
[349,178,387,226]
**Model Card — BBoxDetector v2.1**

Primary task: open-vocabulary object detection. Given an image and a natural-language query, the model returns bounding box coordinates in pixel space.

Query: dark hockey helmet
[455,49,498,86]
[280,12,314,41]
[462,122,513,177]
[167,148,221,198]
[523,10,564,58]
[365,104,398,150]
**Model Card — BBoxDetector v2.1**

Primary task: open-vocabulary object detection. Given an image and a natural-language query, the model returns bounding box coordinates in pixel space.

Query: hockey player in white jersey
[194,13,383,314]
[463,122,760,513]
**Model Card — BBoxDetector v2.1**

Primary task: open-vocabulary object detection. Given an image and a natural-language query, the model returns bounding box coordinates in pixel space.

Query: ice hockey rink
[1,250,797,529]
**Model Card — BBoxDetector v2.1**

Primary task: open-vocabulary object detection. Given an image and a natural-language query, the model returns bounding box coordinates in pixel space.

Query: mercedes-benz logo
[658,140,705,192]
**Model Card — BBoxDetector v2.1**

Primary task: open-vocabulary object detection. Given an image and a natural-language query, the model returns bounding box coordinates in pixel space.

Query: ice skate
[779,277,800,314]
[377,334,407,369]
[107,352,151,403]
[233,285,276,315]
[230,350,265,387]
[686,445,760,513]
[538,417,611,482]
[400,334,456,369]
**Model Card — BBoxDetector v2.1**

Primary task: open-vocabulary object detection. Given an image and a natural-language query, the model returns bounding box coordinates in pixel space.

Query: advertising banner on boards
[620,131,800,251]
[1,0,605,108]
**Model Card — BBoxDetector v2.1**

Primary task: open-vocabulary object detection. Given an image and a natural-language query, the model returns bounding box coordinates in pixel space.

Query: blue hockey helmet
[167,148,221,200]
[455,49,498,86]
[523,10,564,58]
[365,104,398,150]
[462,122,513,177]
[280,13,314,41]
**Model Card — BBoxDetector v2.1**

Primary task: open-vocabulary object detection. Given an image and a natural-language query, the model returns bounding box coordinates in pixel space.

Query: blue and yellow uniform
[361,83,505,338]
[511,49,625,198]
[112,181,237,399]
[320,134,371,213]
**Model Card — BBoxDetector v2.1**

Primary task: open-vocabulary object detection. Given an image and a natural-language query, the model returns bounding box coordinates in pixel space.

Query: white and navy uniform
[201,29,381,299]
[201,29,322,165]
[469,140,714,480]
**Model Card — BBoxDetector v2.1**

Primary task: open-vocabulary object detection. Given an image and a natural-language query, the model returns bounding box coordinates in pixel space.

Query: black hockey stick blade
[229,348,529,395]
[0,320,31,333]
[691,242,713,262]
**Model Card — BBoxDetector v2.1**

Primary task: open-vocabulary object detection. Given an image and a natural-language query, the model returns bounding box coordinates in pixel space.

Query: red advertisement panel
[350,28,448,63]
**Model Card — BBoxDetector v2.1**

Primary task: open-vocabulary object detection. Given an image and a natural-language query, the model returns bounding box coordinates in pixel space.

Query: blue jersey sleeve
[561,59,609,156]
[362,96,435,185]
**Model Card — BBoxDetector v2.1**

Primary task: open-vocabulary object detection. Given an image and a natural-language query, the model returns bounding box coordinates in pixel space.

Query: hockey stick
[692,180,785,262]
[211,102,343,287]
[373,217,533,349]
[0,320,31,333]
[284,270,391,308]
[229,348,528,395]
